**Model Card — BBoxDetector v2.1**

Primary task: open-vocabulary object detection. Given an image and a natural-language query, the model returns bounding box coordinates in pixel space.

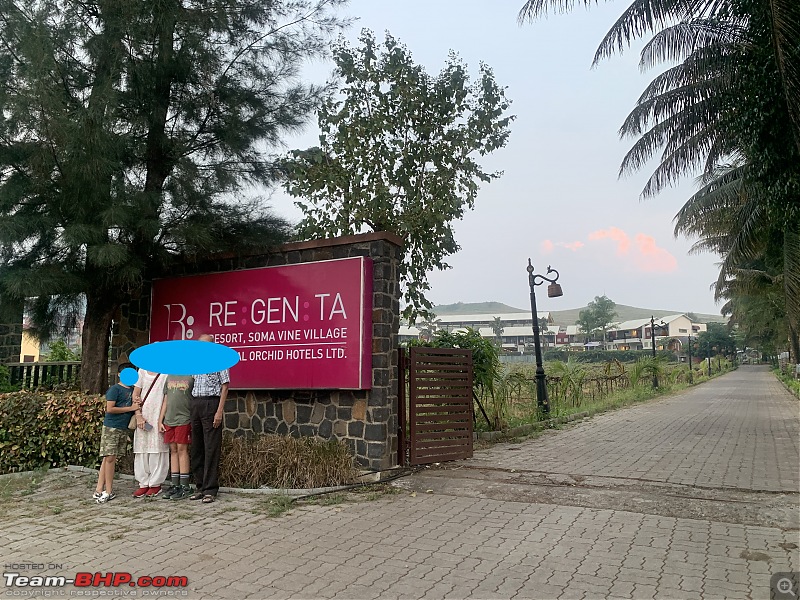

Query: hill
[431,301,725,324]
[549,304,726,326]
[432,301,526,315]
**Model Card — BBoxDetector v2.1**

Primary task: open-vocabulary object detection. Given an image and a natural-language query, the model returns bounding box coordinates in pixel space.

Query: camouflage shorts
[99,426,130,458]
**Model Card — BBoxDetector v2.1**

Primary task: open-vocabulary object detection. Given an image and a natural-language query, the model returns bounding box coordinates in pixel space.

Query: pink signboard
[149,257,373,390]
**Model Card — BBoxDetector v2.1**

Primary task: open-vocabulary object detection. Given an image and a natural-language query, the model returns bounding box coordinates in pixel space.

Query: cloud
[542,239,584,254]
[633,233,678,273]
[559,241,585,252]
[588,227,630,255]
[545,227,677,273]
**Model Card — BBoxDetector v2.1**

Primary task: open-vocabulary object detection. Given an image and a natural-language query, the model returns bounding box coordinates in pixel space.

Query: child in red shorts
[158,374,193,499]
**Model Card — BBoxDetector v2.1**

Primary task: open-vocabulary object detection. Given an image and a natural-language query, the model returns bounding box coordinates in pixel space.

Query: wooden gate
[398,347,473,466]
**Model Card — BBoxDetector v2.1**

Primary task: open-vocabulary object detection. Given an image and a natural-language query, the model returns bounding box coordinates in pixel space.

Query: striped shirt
[192,370,229,398]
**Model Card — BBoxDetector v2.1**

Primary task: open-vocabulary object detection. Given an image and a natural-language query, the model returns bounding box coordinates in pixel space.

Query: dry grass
[220,433,360,489]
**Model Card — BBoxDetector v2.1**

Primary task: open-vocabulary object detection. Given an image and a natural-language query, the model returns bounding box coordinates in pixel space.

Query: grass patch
[775,366,800,398]
[0,469,47,500]
[250,483,400,518]
[253,494,294,518]
[481,363,732,433]
[220,433,359,489]
[303,493,347,506]
[298,483,402,507]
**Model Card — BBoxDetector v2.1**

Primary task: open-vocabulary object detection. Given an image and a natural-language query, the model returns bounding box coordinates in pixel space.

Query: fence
[6,361,82,389]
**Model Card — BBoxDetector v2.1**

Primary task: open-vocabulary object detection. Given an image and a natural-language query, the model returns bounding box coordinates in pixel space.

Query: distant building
[400,311,708,355]
[435,312,553,330]
[606,315,707,352]
[20,329,40,363]
[19,316,83,362]
[399,312,552,347]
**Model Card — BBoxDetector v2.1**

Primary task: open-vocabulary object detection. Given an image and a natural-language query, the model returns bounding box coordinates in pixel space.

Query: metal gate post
[397,347,408,467]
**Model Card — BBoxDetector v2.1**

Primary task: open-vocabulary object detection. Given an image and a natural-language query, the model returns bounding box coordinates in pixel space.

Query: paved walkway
[1,366,798,600]
[467,366,799,493]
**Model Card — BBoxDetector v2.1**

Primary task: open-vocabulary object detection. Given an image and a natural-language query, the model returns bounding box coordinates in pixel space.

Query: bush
[43,339,80,362]
[220,433,359,489]
[410,328,500,393]
[0,389,362,488]
[0,365,19,393]
[774,366,800,398]
[0,390,105,474]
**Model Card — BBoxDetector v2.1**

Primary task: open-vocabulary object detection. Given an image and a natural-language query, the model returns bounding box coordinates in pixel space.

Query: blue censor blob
[130,340,240,375]
[119,368,139,386]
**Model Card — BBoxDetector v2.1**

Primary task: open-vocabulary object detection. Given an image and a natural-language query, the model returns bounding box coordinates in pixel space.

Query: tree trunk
[80,293,117,394]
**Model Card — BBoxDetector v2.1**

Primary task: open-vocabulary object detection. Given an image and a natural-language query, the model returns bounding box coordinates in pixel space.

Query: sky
[267,0,725,316]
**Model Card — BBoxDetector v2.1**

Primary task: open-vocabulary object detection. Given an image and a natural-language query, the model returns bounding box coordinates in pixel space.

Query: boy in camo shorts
[94,362,140,503]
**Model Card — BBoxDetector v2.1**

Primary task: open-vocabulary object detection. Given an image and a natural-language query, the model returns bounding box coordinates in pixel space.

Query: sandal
[189,492,205,501]
[201,495,216,503]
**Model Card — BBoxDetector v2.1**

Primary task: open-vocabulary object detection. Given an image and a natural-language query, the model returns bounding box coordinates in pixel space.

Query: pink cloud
[541,240,554,255]
[586,227,678,273]
[588,227,630,255]
[633,234,678,273]
[558,241,585,252]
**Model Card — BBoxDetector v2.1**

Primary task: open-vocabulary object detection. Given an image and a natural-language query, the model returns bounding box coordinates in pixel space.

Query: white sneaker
[96,492,116,504]
[92,491,103,501]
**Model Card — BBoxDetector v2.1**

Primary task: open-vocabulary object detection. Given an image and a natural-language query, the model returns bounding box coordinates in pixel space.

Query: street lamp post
[650,315,666,389]
[687,334,693,384]
[527,259,563,416]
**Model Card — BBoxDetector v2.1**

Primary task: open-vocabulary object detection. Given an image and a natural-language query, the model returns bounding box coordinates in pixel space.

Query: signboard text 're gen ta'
[149,257,373,390]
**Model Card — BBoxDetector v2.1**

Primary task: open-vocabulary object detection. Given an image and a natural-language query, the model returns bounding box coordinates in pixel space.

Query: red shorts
[163,423,191,445]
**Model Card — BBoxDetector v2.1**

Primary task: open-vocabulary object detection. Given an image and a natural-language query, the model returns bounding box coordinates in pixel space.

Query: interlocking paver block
[1,368,796,600]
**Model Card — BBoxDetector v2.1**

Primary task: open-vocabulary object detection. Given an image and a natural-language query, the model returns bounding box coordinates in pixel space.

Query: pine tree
[0,0,346,392]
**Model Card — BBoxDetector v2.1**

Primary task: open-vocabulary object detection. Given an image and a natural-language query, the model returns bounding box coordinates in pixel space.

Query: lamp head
[547,283,563,298]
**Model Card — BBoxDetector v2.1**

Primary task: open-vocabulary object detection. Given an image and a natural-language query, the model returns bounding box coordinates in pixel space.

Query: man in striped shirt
[189,333,230,503]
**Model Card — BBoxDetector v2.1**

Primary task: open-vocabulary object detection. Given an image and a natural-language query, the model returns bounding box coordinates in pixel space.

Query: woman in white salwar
[131,370,169,498]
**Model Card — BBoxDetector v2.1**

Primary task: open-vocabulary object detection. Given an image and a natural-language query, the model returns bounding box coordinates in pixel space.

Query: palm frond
[622,114,726,195]
[674,163,748,237]
[592,0,729,63]
[784,216,800,329]
[638,18,745,70]
[518,0,596,23]
[767,0,800,152]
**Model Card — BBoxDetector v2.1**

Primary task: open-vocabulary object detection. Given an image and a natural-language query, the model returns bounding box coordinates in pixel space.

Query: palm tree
[418,316,441,342]
[491,316,505,347]
[675,164,799,358]
[538,317,550,348]
[518,0,800,152]
[518,0,800,360]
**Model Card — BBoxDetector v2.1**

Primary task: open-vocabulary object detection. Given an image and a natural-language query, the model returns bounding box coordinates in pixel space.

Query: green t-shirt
[163,375,193,427]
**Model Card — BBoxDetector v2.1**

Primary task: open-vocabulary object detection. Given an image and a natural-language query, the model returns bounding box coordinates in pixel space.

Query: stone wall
[112,232,403,470]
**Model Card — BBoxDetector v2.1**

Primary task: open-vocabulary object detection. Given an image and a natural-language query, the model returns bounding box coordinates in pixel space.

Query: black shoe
[170,485,190,500]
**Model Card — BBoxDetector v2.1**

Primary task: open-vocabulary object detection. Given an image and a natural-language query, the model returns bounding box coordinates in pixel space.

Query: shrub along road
[0,366,797,599]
